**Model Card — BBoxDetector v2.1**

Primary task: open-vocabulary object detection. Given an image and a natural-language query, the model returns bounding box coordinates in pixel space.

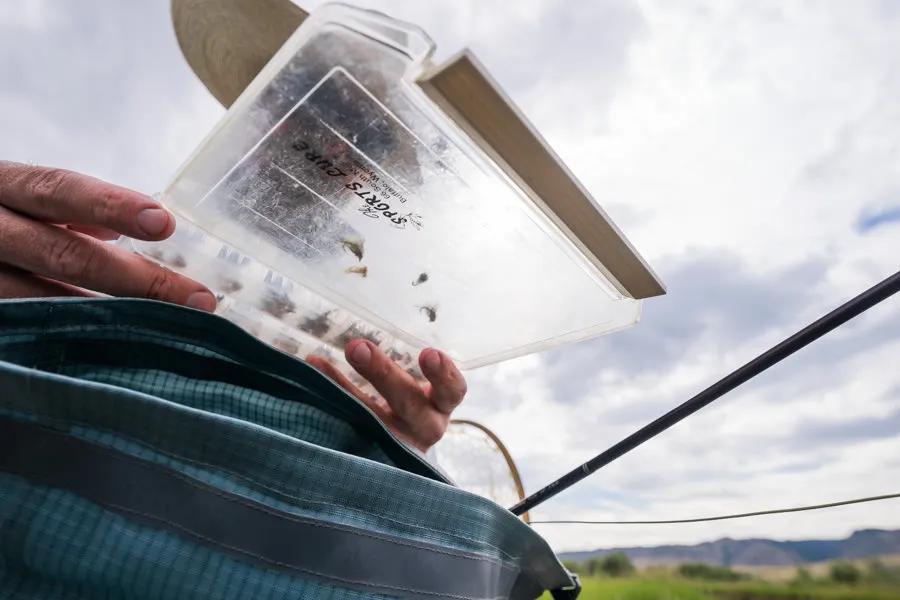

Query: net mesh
[437,421,526,518]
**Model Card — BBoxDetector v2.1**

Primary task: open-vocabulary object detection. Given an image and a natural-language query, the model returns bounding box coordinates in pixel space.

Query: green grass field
[550,552,900,598]
[554,576,900,600]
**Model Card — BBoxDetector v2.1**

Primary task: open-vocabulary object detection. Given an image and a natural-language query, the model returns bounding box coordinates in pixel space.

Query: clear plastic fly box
[131,3,665,384]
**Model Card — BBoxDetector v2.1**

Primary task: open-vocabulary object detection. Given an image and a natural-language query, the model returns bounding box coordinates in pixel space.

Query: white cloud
[449,0,900,551]
[0,0,57,31]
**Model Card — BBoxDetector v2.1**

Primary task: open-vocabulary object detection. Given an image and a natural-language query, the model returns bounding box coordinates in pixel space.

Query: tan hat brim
[172,0,309,107]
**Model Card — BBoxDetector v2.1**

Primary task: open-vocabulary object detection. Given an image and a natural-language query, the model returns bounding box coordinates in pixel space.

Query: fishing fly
[260,290,296,319]
[419,305,437,322]
[299,311,332,337]
[340,238,364,261]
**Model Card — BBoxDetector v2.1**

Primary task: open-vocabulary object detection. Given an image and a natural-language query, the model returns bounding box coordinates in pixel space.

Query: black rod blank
[510,269,900,516]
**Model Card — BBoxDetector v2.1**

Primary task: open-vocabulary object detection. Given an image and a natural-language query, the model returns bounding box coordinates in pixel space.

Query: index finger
[345,340,423,416]
[304,355,394,422]
[0,161,174,240]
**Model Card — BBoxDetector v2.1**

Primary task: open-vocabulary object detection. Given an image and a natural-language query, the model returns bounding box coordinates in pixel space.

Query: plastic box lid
[132,3,664,379]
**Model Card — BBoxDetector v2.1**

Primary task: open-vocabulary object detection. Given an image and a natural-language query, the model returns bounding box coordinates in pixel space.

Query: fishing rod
[510,269,900,516]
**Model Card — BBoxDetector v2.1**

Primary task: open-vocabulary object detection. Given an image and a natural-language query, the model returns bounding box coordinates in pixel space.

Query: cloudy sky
[3,0,900,553]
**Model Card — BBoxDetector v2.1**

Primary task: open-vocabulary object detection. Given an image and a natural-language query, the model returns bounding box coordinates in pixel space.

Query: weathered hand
[0,162,216,310]
[306,341,467,453]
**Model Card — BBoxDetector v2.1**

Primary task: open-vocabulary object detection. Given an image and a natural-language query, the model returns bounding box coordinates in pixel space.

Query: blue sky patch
[858,206,900,232]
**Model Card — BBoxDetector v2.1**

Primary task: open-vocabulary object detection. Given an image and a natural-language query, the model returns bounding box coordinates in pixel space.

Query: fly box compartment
[130,3,664,380]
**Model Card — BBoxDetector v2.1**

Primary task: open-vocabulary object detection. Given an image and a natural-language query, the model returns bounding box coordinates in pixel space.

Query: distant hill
[559,529,900,567]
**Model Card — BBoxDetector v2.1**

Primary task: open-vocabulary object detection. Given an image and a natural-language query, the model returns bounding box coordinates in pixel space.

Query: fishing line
[511,269,900,516]
[529,492,900,525]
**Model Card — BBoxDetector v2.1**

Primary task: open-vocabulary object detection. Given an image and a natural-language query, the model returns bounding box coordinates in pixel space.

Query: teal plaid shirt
[0,298,575,600]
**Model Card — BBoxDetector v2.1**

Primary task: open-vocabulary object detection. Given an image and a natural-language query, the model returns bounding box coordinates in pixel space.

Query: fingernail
[137,208,170,236]
[350,342,372,367]
[423,348,442,372]
[186,291,217,312]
